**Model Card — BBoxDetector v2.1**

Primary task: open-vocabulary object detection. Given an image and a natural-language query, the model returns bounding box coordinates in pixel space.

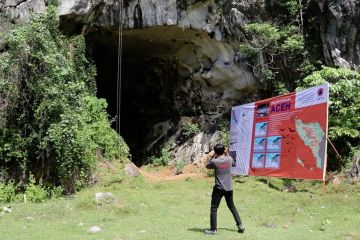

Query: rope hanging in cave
[116,0,124,135]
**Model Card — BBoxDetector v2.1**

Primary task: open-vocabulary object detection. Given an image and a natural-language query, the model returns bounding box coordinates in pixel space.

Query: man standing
[204,144,245,235]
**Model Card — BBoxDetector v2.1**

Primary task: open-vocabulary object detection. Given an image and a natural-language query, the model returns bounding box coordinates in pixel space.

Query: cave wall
[86,23,256,164]
[58,0,259,164]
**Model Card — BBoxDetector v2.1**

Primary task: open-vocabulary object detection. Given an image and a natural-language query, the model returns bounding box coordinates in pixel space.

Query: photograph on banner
[266,136,282,151]
[265,153,281,169]
[256,103,269,118]
[252,154,265,168]
[254,137,266,152]
[230,83,329,180]
[255,122,268,136]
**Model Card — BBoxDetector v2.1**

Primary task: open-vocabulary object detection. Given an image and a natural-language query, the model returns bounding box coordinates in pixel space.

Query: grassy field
[1,171,360,240]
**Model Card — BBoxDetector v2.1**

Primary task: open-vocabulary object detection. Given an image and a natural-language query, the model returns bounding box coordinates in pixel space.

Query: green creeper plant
[0,6,129,192]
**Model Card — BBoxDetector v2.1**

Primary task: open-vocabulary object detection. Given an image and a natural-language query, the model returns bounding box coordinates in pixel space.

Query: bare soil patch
[140,163,208,182]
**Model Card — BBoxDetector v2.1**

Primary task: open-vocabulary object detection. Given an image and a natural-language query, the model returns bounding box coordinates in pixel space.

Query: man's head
[213,144,225,155]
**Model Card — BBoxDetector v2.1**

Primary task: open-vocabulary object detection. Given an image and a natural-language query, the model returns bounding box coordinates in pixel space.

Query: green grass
[1,175,360,240]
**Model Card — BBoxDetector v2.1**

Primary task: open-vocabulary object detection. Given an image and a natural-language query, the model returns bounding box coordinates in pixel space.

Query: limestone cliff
[1,0,359,165]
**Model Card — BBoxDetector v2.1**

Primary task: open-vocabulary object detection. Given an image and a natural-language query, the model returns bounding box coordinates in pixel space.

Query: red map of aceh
[230,84,329,180]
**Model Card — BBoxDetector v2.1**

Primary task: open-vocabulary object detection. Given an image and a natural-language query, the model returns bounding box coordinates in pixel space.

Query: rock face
[78,0,258,164]
[56,0,360,71]
[0,0,46,21]
[317,0,360,69]
[1,0,359,164]
[3,0,359,68]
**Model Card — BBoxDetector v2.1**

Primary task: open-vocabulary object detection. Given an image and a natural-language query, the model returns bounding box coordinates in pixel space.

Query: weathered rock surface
[317,0,360,69]
[171,131,221,164]
[5,0,358,70]
[2,0,359,67]
[1,0,46,21]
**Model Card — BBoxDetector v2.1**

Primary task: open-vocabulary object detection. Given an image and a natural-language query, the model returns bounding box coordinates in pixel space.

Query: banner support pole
[326,137,343,162]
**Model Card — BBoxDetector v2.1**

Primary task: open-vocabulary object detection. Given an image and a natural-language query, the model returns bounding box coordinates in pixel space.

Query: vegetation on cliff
[0,7,129,195]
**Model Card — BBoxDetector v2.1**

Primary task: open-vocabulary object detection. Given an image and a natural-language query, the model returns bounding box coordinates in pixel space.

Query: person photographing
[204,143,245,235]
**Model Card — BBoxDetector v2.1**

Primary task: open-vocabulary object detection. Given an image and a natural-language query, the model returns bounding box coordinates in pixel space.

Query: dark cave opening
[86,27,199,165]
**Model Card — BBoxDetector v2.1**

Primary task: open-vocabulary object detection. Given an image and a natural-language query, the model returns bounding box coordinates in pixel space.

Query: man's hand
[224,147,229,156]
[200,149,215,166]
[208,149,215,159]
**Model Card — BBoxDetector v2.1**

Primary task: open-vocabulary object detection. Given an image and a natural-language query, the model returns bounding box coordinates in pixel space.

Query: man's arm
[206,159,216,169]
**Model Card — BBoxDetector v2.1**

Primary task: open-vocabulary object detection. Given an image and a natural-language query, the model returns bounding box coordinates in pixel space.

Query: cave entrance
[87,27,203,165]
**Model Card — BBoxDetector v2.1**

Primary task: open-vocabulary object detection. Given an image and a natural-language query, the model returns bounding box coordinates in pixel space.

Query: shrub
[151,148,172,166]
[25,175,48,203]
[182,122,200,139]
[44,96,129,191]
[175,160,185,175]
[0,181,17,203]
[49,186,64,199]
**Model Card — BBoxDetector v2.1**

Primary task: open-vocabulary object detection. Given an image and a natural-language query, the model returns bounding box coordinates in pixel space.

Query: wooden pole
[326,137,343,161]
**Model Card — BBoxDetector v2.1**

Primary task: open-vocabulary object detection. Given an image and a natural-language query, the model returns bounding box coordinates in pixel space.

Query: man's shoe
[204,229,217,235]
[238,224,245,233]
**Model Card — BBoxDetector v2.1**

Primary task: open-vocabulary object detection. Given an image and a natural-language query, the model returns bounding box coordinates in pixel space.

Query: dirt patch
[139,152,215,182]
[140,163,209,182]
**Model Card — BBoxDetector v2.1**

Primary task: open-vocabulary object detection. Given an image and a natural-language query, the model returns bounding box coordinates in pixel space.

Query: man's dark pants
[210,187,242,230]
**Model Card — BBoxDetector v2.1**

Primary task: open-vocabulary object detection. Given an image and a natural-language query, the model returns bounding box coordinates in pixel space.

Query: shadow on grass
[256,178,318,194]
[218,227,238,232]
[234,178,246,184]
[187,228,204,233]
[187,228,237,233]
[257,178,282,191]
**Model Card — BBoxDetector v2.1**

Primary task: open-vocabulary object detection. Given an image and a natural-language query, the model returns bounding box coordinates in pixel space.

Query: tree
[239,22,305,94]
[298,67,360,172]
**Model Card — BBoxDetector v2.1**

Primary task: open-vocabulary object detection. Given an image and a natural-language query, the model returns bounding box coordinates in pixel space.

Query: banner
[230,84,329,180]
